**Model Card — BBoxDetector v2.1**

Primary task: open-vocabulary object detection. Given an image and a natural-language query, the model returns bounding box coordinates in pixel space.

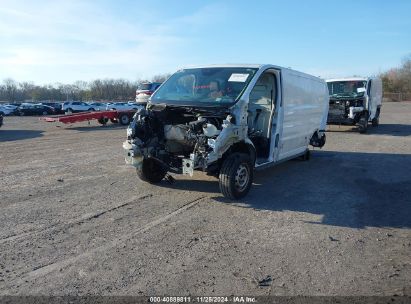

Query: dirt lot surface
[0,102,410,296]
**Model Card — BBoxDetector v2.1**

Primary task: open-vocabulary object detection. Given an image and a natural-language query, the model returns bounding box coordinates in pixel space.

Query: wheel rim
[121,115,129,124]
[235,163,249,192]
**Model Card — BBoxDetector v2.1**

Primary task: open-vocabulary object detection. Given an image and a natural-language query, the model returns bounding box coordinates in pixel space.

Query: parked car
[38,102,64,114]
[3,104,18,109]
[9,102,21,107]
[123,64,328,199]
[106,102,142,111]
[62,101,95,114]
[0,105,18,116]
[135,82,162,104]
[17,104,56,116]
[326,77,382,133]
[88,102,106,111]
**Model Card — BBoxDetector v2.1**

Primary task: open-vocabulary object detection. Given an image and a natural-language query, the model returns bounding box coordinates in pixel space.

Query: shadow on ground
[0,129,44,142]
[370,124,411,136]
[162,150,411,229]
[327,123,411,136]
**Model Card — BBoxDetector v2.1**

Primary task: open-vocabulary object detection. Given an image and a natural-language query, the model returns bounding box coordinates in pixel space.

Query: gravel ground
[0,102,410,296]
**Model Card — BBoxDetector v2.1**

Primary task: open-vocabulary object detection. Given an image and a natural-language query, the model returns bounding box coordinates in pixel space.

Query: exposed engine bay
[124,104,233,176]
[327,97,366,124]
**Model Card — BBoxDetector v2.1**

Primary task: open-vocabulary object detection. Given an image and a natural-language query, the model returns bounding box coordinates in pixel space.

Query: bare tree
[380,55,411,94]
[151,74,171,83]
[3,78,18,102]
[60,84,74,101]
[0,76,164,102]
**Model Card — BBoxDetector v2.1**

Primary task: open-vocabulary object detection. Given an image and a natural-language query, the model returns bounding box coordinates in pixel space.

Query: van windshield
[151,67,257,107]
[328,81,367,98]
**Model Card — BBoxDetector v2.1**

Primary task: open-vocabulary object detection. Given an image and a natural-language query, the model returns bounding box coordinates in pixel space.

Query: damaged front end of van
[326,78,382,133]
[124,102,250,179]
[124,66,258,199]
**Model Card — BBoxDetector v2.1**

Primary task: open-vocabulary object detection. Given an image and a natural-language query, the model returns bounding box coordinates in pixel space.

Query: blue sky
[0,0,410,84]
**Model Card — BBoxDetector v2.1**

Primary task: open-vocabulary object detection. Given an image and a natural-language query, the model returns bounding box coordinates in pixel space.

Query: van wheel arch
[220,141,256,168]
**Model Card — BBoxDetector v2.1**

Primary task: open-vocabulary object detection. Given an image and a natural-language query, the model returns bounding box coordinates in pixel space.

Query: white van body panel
[277,69,328,160]
[367,77,382,121]
[230,64,328,165]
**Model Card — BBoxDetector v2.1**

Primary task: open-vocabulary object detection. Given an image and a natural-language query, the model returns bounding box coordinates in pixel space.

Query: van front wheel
[358,117,368,134]
[219,153,253,200]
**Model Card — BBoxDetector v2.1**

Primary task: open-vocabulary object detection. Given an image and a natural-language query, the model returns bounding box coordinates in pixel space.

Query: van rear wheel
[372,117,379,127]
[219,153,253,200]
[136,158,166,184]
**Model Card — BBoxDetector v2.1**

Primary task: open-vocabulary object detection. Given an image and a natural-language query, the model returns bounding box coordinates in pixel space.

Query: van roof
[181,64,264,69]
[326,77,368,82]
[179,64,323,82]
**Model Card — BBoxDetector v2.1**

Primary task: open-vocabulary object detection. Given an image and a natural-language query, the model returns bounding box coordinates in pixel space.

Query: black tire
[20,111,25,116]
[97,117,109,125]
[358,117,368,134]
[118,113,130,125]
[219,153,253,199]
[66,108,73,114]
[372,117,379,127]
[42,111,48,115]
[89,108,95,112]
[136,158,166,183]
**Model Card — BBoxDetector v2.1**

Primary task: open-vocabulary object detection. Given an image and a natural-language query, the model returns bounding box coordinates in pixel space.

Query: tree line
[1,58,411,103]
[380,57,411,94]
[0,74,170,103]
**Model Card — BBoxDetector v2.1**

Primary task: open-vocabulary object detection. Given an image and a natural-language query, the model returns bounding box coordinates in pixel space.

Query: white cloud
[0,0,226,83]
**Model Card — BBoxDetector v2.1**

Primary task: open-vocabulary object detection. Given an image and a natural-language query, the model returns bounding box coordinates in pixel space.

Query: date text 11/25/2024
[149,296,257,303]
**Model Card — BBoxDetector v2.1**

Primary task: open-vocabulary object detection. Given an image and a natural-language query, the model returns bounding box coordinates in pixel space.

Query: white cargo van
[326,77,382,133]
[123,64,329,199]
